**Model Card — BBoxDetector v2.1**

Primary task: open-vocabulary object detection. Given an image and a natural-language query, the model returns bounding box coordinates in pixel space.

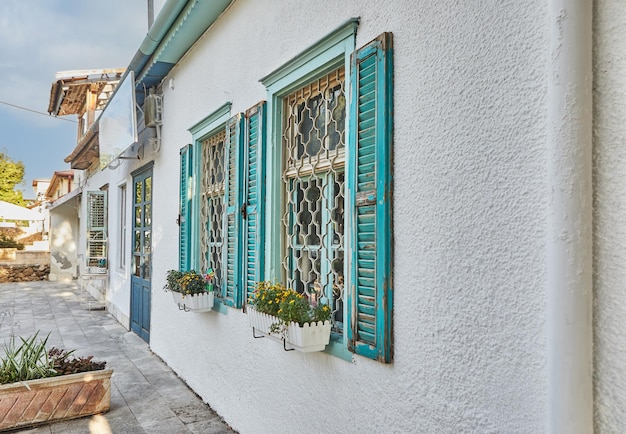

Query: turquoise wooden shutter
[223,114,243,307]
[179,144,193,271]
[243,102,266,304]
[347,33,394,363]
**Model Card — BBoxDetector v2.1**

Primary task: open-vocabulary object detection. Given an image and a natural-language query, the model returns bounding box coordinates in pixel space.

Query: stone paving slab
[0,281,236,433]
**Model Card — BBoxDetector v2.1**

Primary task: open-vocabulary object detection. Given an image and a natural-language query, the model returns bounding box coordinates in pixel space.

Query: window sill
[324,336,353,362]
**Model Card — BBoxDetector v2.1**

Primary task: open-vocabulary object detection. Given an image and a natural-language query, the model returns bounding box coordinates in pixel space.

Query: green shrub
[0,331,107,385]
[0,332,55,384]
[0,235,24,250]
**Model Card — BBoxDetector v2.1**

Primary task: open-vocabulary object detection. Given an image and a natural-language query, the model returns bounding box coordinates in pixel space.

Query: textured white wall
[147,1,549,432]
[49,206,78,281]
[593,0,626,431]
[76,160,139,326]
[104,144,161,328]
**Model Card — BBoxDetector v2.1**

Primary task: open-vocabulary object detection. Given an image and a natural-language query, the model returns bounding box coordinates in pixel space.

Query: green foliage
[0,331,107,385]
[0,235,24,250]
[250,281,287,317]
[164,270,213,296]
[164,270,184,292]
[249,281,332,335]
[0,150,25,206]
[0,332,56,384]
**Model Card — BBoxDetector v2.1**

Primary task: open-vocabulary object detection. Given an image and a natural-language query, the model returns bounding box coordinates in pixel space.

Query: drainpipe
[547,1,593,433]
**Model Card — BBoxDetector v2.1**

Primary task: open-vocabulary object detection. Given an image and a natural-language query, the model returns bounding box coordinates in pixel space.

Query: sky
[0,0,165,199]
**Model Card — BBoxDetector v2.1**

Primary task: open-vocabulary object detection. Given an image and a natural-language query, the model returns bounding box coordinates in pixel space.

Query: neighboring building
[47,1,625,433]
[44,171,74,201]
[31,178,51,203]
[46,70,124,285]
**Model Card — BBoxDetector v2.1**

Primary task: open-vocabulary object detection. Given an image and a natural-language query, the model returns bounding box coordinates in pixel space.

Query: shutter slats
[179,145,192,271]
[243,102,266,304]
[86,191,108,268]
[222,115,242,307]
[347,32,394,363]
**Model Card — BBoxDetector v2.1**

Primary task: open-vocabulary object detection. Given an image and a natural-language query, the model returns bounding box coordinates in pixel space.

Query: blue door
[131,167,152,342]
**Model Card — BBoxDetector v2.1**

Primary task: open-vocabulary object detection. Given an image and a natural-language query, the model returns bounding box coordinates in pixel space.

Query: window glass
[118,184,127,270]
[200,131,226,296]
[282,67,346,334]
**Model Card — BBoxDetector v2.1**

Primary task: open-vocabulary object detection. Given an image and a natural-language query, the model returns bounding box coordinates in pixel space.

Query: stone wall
[0,264,49,283]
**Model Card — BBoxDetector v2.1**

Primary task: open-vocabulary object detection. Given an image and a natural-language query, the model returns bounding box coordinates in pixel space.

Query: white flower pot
[247,306,331,352]
[170,291,214,312]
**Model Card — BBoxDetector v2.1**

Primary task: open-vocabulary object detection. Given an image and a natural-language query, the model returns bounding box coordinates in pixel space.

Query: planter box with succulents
[0,333,111,431]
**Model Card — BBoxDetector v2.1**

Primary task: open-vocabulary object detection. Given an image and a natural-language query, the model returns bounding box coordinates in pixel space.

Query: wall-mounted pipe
[547,1,593,432]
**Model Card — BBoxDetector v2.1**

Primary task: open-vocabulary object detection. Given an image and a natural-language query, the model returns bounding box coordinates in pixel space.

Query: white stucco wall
[144,1,550,433]
[593,0,626,431]
[49,205,78,281]
[99,146,158,329]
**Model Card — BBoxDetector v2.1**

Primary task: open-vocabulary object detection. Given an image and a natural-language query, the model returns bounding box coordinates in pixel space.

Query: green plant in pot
[164,270,215,312]
[164,269,214,297]
[249,281,332,337]
[0,331,112,431]
[0,331,107,385]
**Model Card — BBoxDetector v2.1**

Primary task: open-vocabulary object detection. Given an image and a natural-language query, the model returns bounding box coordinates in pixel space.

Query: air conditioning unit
[144,92,162,127]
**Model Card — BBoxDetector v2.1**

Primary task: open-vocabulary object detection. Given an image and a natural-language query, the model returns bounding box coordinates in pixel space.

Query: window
[178,21,393,363]
[182,102,266,308]
[262,21,394,363]
[200,129,226,296]
[86,190,108,269]
[281,67,346,336]
[118,184,127,270]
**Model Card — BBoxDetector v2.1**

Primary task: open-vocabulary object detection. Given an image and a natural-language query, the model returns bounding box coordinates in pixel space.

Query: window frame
[187,103,232,311]
[260,18,358,361]
[117,182,127,271]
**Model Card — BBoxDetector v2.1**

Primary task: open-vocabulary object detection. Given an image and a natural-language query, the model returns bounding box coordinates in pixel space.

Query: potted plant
[247,281,332,352]
[0,331,112,431]
[164,269,214,312]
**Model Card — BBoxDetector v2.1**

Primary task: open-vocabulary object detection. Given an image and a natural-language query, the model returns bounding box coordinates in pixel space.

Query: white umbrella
[0,200,44,221]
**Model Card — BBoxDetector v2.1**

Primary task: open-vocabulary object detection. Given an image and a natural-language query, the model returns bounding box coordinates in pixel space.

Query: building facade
[48,1,625,432]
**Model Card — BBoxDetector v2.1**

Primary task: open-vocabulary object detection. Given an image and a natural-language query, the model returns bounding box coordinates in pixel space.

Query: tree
[0,150,25,206]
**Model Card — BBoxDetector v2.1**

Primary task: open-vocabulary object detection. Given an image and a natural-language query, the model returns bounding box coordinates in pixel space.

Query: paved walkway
[0,280,235,434]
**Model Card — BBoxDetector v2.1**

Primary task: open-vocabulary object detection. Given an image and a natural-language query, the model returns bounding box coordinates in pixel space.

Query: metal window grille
[200,130,226,297]
[282,67,346,334]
